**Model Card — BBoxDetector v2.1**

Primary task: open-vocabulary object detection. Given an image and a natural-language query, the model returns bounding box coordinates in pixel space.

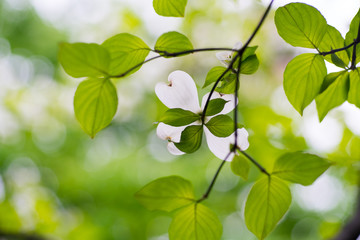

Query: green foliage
[272,152,331,186]
[153,0,188,17]
[275,3,327,49]
[59,43,110,78]
[239,55,259,74]
[318,26,349,67]
[175,125,203,153]
[230,154,250,180]
[102,33,150,76]
[169,203,222,240]
[205,115,233,137]
[245,176,291,240]
[205,99,228,116]
[348,69,360,108]
[345,9,360,64]
[316,72,349,121]
[135,176,195,212]
[155,31,193,56]
[284,53,327,115]
[203,66,229,88]
[74,78,118,138]
[160,108,200,126]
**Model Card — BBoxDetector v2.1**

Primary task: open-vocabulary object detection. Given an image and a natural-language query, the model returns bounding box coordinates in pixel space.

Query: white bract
[155,70,249,161]
[216,42,243,66]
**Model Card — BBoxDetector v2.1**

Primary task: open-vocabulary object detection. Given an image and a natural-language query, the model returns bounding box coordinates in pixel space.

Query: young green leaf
[160,108,200,126]
[240,55,259,75]
[272,152,331,186]
[59,42,110,78]
[348,69,360,108]
[345,9,360,64]
[102,33,150,76]
[155,31,193,57]
[205,115,233,138]
[74,78,118,138]
[175,125,203,153]
[284,53,327,115]
[275,3,327,49]
[316,72,349,121]
[203,66,229,88]
[135,176,195,212]
[231,154,250,180]
[319,25,349,68]
[205,99,228,116]
[245,176,291,240]
[169,203,222,240]
[153,0,187,17]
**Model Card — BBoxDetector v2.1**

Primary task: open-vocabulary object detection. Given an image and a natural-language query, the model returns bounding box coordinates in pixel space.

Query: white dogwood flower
[216,42,243,66]
[155,70,249,160]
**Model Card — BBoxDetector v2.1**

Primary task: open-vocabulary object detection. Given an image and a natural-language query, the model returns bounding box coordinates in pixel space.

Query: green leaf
[320,71,344,93]
[316,72,349,121]
[160,108,200,126]
[58,42,110,78]
[318,25,349,68]
[175,125,203,153]
[245,176,291,240]
[231,154,250,180]
[135,176,195,212]
[348,69,360,108]
[272,152,331,186]
[242,46,258,60]
[345,9,360,64]
[205,115,233,137]
[203,66,229,88]
[155,31,193,57]
[240,55,259,75]
[169,203,222,240]
[153,0,188,17]
[215,74,237,94]
[275,3,327,49]
[74,78,118,138]
[102,33,150,76]
[284,53,327,115]
[205,99,228,116]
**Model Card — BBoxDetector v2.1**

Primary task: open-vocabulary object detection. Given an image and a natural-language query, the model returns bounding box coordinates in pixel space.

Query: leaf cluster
[275,3,360,121]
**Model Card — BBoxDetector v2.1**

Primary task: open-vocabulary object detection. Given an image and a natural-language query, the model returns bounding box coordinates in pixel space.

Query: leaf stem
[239,150,270,176]
[197,152,232,203]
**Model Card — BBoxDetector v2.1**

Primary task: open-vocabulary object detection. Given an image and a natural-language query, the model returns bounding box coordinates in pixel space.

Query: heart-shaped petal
[155,70,201,113]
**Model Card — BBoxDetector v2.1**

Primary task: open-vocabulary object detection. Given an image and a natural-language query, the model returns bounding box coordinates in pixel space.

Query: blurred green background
[0,0,359,239]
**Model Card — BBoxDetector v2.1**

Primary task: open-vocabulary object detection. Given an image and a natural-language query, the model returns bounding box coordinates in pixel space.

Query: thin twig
[110,48,235,78]
[350,21,360,70]
[197,152,232,203]
[239,150,270,176]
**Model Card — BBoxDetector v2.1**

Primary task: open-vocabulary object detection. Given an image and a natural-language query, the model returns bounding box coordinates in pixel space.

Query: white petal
[167,142,185,155]
[155,70,201,112]
[236,128,250,151]
[204,127,249,161]
[156,123,185,142]
[233,42,243,50]
[201,92,238,115]
[216,51,232,62]
[204,127,233,161]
